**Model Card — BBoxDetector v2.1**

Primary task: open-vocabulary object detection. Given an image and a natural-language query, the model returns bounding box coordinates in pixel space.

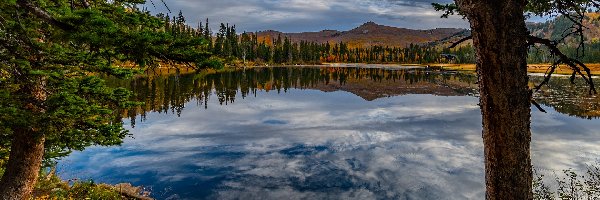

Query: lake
[57,66,600,199]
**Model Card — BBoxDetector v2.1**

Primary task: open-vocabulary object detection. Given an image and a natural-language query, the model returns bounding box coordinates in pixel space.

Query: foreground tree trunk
[0,78,48,199]
[0,132,45,200]
[455,0,533,199]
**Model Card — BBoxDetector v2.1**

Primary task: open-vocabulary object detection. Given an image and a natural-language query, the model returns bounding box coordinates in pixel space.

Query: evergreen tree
[213,23,227,56]
[176,10,186,25]
[0,1,211,198]
[204,18,212,51]
[283,37,292,63]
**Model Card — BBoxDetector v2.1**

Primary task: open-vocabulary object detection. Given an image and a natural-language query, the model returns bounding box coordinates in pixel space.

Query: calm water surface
[57,66,600,199]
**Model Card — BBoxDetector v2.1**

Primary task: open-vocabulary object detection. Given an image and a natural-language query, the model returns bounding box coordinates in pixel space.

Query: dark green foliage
[0,0,210,166]
[201,57,225,70]
[432,3,462,18]
[528,40,600,63]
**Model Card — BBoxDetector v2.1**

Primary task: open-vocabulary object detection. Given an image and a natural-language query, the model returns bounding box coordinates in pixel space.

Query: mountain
[251,14,600,50]
[255,22,466,48]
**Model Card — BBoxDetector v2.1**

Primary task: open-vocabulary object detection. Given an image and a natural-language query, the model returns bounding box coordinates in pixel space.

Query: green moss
[32,171,149,200]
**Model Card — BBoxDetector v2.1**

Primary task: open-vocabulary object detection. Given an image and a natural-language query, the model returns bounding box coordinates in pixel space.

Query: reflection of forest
[530,76,600,119]
[105,67,599,126]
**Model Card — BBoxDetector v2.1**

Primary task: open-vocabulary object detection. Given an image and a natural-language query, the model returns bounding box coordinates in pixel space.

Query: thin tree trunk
[456,0,533,199]
[0,132,45,200]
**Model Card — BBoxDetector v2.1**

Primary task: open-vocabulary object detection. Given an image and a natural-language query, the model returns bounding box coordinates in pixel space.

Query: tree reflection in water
[106,67,598,128]
[56,66,599,199]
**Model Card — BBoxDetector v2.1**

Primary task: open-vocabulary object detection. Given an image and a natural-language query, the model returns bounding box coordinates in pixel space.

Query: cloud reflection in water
[58,74,600,200]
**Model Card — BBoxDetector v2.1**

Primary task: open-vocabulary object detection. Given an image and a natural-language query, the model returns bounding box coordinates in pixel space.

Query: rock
[111,183,154,200]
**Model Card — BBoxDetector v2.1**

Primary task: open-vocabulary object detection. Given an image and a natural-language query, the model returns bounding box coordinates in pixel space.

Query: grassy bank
[0,154,152,199]
[436,63,600,75]
[32,170,153,200]
[115,60,600,77]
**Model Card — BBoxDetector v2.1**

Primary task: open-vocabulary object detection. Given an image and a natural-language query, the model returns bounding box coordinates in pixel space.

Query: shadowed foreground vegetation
[32,171,152,200]
[534,164,600,200]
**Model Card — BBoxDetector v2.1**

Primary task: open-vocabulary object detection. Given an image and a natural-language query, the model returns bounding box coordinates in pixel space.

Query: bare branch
[531,99,547,113]
[570,71,577,84]
[16,0,73,30]
[148,0,156,9]
[527,35,597,95]
[160,0,171,13]
[449,35,472,48]
[555,1,587,57]
[534,59,561,92]
[185,63,197,70]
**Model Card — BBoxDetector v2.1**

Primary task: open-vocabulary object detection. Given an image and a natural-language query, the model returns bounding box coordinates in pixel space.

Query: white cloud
[57,83,600,199]
[142,0,468,32]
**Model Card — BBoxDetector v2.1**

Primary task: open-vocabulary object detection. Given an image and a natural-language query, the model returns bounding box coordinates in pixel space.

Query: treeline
[154,12,476,65]
[154,11,600,65]
[108,67,477,126]
[528,41,600,63]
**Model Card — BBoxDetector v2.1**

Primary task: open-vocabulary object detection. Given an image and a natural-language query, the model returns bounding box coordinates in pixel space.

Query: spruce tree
[0,1,210,198]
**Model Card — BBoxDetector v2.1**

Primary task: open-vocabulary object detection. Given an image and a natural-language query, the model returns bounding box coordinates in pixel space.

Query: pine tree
[0,1,211,198]
[176,10,186,25]
[204,18,212,51]
[213,23,226,56]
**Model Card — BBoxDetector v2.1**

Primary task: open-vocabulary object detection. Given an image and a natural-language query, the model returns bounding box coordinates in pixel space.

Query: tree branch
[527,35,597,95]
[449,35,472,48]
[16,0,74,31]
[534,59,562,91]
[554,1,588,57]
[531,99,547,113]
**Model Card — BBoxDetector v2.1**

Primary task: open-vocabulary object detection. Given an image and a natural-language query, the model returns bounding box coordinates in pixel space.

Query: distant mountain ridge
[252,13,600,50]
[426,13,600,49]
[527,13,600,44]
[255,22,467,48]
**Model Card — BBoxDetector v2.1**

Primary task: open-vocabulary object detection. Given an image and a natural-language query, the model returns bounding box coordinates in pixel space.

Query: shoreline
[254,63,600,75]
[124,62,600,76]
[429,63,600,75]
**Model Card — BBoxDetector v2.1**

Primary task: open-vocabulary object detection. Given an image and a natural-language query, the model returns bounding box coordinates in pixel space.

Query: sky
[142,0,470,33]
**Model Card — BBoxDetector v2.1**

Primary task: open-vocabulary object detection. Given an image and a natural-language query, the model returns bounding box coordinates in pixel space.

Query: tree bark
[0,76,48,199]
[455,0,533,199]
[16,0,74,30]
[0,132,45,200]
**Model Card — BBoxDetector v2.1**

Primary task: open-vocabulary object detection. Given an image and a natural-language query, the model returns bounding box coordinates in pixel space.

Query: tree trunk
[0,77,48,199]
[455,0,533,199]
[0,132,45,200]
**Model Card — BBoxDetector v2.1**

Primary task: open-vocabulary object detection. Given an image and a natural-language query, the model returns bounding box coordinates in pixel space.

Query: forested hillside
[527,13,600,63]
[256,22,465,48]
[159,16,473,65]
[152,12,600,65]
